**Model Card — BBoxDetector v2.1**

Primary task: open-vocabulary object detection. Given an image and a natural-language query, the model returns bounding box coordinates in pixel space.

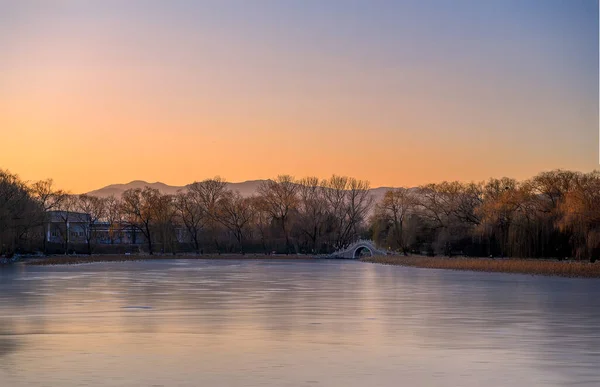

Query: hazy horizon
[17,167,600,195]
[1,0,598,193]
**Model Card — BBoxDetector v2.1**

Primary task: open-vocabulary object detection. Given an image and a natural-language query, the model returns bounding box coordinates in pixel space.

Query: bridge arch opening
[353,246,373,259]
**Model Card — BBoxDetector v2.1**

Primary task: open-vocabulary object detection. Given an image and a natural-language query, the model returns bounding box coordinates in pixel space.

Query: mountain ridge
[86,180,394,203]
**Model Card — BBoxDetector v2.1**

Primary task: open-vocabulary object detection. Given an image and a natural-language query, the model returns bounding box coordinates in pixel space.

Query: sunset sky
[1,0,598,193]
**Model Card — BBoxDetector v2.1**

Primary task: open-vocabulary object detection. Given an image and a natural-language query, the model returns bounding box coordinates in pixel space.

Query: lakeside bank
[13,253,600,278]
[362,255,600,278]
[23,253,321,266]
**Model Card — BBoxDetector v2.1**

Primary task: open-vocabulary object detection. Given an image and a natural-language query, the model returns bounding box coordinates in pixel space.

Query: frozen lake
[1,259,599,386]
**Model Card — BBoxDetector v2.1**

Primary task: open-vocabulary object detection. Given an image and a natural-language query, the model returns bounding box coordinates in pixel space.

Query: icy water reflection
[1,259,599,386]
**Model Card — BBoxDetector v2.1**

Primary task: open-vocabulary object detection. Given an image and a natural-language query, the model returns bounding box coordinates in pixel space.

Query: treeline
[0,173,372,256]
[372,170,600,261]
[1,169,599,261]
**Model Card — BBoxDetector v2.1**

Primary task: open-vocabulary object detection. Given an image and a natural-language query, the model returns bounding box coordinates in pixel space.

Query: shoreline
[22,253,322,266]
[361,255,600,278]
[14,254,600,278]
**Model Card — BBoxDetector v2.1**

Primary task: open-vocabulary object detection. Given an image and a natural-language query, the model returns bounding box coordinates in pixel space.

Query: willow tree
[557,172,600,262]
[0,170,42,256]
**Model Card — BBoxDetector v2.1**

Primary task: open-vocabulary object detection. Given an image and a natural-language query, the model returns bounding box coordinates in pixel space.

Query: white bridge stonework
[329,239,388,259]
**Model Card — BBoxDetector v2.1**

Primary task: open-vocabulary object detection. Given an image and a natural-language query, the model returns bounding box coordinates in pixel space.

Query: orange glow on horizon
[0,1,597,193]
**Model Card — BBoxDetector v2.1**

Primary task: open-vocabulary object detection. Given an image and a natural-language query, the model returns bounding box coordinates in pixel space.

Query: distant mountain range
[86,180,393,204]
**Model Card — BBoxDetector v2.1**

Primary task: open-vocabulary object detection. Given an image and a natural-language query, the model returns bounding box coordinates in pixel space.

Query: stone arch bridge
[329,239,388,259]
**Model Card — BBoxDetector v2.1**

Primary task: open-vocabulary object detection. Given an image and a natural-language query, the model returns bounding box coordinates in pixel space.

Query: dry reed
[362,255,600,278]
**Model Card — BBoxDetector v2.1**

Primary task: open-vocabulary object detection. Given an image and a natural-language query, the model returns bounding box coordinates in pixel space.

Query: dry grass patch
[362,255,600,278]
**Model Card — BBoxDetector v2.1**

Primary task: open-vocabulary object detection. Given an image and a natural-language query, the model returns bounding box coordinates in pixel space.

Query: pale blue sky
[0,0,598,191]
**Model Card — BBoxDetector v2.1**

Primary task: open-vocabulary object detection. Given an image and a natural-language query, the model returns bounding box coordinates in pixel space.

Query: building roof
[46,211,91,223]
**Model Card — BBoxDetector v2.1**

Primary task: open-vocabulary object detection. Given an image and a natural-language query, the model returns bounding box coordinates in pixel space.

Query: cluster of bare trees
[117,175,373,255]
[0,171,107,256]
[2,168,599,261]
[371,170,600,261]
[0,171,373,256]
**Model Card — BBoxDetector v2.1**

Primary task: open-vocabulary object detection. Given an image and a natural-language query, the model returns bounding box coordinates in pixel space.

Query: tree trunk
[214,238,220,255]
[42,222,48,255]
[64,221,69,255]
[238,231,244,255]
[145,224,153,255]
[282,218,291,254]
[193,235,200,255]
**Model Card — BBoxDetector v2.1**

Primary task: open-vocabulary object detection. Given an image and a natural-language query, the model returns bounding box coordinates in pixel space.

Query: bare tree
[248,196,271,254]
[295,177,328,253]
[174,191,205,253]
[75,194,106,254]
[31,179,65,253]
[375,187,417,254]
[321,175,349,249]
[31,179,65,212]
[258,175,299,253]
[216,191,254,254]
[153,194,177,254]
[105,195,123,244]
[120,187,162,254]
[343,177,373,246]
[54,193,77,255]
[322,175,372,249]
[531,169,581,212]
[189,177,228,253]
[416,183,453,231]
[416,181,482,256]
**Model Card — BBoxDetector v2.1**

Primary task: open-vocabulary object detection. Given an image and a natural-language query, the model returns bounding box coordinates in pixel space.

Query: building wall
[46,222,87,244]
